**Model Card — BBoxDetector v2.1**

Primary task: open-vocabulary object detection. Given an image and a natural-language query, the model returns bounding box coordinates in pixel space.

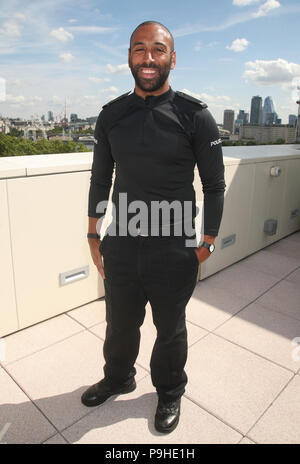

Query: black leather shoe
[81,378,136,407]
[154,398,181,433]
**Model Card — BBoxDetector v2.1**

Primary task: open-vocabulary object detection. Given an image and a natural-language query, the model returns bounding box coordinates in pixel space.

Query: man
[82,21,225,434]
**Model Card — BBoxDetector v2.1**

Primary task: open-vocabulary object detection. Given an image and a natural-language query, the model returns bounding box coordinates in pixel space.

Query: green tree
[8,128,23,138]
[0,133,90,157]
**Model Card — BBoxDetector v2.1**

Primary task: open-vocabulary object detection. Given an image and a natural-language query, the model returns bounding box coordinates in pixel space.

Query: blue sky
[0,0,299,124]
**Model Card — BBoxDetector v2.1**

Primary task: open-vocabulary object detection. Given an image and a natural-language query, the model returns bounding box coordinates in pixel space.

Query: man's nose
[144,50,155,63]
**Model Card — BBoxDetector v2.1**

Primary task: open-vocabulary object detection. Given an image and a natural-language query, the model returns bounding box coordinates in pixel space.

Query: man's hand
[194,234,215,264]
[194,246,211,264]
[88,238,105,279]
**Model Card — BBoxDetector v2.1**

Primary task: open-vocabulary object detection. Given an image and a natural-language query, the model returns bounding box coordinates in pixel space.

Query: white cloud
[49,95,64,105]
[82,95,97,101]
[50,27,74,42]
[226,38,249,52]
[27,96,43,106]
[68,19,77,23]
[6,94,25,103]
[182,89,231,104]
[14,13,27,22]
[103,94,118,104]
[233,0,260,5]
[99,86,118,93]
[67,26,116,34]
[253,0,281,18]
[88,77,111,83]
[4,94,43,106]
[244,59,300,86]
[173,0,281,37]
[194,41,202,52]
[0,78,5,102]
[29,96,43,102]
[105,63,130,75]
[0,20,23,37]
[59,53,75,63]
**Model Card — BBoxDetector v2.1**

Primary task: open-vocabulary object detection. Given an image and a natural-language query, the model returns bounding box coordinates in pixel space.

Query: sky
[0,0,299,124]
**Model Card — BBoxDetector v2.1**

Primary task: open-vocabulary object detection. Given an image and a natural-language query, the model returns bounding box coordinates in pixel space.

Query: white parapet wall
[0,145,300,337]
[198,144,300,279]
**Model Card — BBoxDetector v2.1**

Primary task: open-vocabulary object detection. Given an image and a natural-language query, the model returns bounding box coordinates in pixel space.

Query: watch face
[209,244,215,253]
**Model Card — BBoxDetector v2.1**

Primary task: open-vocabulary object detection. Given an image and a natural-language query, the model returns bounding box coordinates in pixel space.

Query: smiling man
[128,22,175,94]
[83,21,225,434]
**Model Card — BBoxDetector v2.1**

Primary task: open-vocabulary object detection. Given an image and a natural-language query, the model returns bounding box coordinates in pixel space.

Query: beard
[128,55,172,92]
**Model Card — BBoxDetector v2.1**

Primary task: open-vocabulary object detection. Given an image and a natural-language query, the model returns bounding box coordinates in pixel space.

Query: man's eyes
[133,47,166,54]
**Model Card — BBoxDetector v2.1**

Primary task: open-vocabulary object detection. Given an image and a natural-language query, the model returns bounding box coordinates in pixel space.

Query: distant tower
[289,114,297,126]
[296,99,300,142]
[48,110,54,122]
[223,109,235,134]
[250,96,262,125]
[64,98,67,127]
[262,96,277,125]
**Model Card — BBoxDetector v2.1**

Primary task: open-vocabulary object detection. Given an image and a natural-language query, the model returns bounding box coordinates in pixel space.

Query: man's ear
[171,50,176,70]
[128,48,131,66]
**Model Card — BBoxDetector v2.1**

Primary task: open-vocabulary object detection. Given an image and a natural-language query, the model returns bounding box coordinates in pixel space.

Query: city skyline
[0,0,300,124]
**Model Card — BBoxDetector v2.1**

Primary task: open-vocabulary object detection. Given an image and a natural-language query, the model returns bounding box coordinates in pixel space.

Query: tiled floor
[1,231,300,444]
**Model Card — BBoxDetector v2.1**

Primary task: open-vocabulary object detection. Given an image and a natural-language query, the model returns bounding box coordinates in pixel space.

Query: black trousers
[100,231,199,402]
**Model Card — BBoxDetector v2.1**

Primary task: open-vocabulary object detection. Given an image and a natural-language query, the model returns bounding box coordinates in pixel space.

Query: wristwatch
[200,241,215,253]
[87,233,100,240]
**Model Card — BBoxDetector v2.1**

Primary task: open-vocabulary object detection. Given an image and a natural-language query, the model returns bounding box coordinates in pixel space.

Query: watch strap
[200,241,215,252]
[87,233,100,240]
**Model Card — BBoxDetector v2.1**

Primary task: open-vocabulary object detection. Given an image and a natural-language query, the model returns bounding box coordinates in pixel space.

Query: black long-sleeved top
[88,87,225,237]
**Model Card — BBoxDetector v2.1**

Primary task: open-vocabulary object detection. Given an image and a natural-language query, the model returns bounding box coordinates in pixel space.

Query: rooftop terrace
[1,230,300,444]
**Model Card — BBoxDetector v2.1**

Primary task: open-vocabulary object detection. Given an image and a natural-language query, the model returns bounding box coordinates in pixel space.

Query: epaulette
[175,91,208,109]
[102,91,131,108]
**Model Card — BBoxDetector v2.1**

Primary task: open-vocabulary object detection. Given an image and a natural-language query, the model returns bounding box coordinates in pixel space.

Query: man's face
[128,24,176,94]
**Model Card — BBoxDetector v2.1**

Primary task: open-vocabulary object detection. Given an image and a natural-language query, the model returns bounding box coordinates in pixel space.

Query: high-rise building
[250,96,262,125]
[236,110,249,125]
[223,109,235,133]
[262,96,277,125]
[289,114,297,126]
[70,113,78,122]
[48,111,54,122]
[297,99,300,142]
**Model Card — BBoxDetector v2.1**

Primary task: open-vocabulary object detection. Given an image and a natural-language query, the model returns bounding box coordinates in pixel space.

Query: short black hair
[129,21,174,51]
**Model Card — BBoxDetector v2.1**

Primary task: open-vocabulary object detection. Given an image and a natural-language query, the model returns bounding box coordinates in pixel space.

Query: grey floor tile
[67,299,106,328]
[1,314,84,366]
[248,375,300,444]
[62,376,242,444]
[43,433,69,444]
[281,231,300,244]
[186,282,249,331]
[4,330,149,431]
[237,250,299,279]
[0,368,56,444]
[239,437,256,444]
[201,264,279,302]
[264,238,300,261]
[285,267,300,285]
[257,280,300,321]
[215,302,300,372]
[186,333,293,434]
